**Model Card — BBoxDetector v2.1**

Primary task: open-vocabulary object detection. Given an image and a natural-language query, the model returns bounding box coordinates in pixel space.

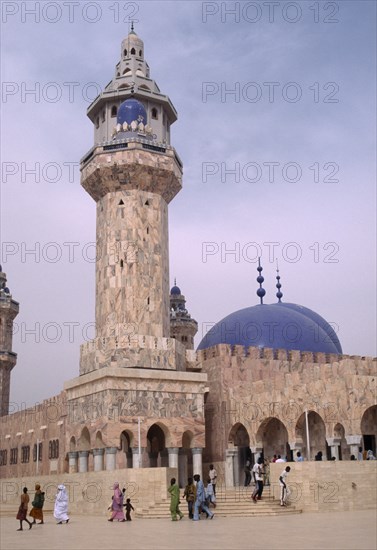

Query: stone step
[135,509,301,518]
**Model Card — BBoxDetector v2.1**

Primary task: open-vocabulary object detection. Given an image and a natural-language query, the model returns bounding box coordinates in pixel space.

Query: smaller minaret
[169,280,198,351]
[0,267,19,416]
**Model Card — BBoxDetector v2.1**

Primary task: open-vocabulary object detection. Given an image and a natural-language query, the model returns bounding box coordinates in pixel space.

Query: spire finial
[256,257,266,305]
[174,277,177,286]
[276,261,283,303]
[131,20,134,32]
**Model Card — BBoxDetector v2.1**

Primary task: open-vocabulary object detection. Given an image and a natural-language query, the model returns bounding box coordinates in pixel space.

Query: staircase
[135,486,302,519]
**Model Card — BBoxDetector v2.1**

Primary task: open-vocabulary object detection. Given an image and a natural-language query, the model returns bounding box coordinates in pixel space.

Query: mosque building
[0,29,376,498]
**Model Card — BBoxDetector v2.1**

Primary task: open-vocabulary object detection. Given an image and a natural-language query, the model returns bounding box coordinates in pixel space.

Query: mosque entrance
[361,406,377,456]
[228,423,250,486]
[256,417,289,461]
[363,435,376,456]
[147,424,168,467]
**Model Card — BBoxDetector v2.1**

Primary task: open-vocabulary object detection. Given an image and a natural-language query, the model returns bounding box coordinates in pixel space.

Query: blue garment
[193,480,213,520]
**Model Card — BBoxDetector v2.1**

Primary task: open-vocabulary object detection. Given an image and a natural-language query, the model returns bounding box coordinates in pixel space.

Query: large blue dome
[197,302,342,354]
[117,99,147,125]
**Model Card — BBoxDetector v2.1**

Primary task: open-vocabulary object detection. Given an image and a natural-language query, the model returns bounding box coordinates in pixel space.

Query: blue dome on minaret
[117,98,147,126]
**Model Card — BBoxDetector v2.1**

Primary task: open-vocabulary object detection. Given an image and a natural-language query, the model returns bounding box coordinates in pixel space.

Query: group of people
[15,446,375,529]
[15,483,68,530]
[249,458,291,507]
[244,457,271,487]
[169,464,218,521]
[107,482,134,522]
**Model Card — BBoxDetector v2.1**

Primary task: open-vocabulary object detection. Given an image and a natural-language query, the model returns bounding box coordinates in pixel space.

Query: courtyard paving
[1,509,376,550]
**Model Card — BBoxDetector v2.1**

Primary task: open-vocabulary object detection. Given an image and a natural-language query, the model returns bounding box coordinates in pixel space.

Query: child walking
[125,498,134,521]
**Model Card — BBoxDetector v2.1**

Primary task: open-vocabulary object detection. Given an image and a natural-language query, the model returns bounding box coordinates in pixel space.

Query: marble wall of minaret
[0,267,19,416]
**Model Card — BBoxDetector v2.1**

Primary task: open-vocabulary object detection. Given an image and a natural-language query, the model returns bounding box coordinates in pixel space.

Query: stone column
[225,448,237,488]
[132,447,145,468]
[105,447,118,471]
[345,435,362,459]
[251,446,263,463]
[178,449,188,488]
[68,451,78,474]
[93,448,105,471]
[78,451,89,473]
[192,447,203,478]
[167,447,179,469]
[327,438,341,460]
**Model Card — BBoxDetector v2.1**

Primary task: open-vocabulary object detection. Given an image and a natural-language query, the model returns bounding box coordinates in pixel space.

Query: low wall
[270,461,377,512]
[0,467,177,516]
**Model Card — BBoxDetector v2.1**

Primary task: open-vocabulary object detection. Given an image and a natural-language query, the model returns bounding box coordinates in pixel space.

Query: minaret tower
[79,29,184,372]
[0,267,19,416]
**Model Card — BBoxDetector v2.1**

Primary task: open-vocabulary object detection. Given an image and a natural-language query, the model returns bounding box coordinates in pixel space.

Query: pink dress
[110,484,125,521]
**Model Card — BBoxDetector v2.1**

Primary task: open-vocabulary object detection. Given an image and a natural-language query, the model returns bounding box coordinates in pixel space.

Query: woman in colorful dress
[108,482,125,521]
[30,484,45,524]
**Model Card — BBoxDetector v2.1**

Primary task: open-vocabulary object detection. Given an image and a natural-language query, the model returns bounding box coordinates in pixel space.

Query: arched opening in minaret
[120,430,133,468]
[151,107,158,120]
[139,84,151,91]
[123,49,127,57]
[111,105,117,117]
[123,68,131,76]
[131,47,136,55]
[95,430,105,449]
[139,49,142,57]
[78,427,91,451]
[147,424,168,467]
[136,69,145,77]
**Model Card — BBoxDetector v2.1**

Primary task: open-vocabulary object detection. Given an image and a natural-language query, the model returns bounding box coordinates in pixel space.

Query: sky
[1,0,376,409]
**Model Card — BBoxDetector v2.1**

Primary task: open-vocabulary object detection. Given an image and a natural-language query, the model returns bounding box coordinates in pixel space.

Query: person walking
[183,477,196,519]
[168,477,183,521]
[124,498,134,521]
[16,487,33,531]
[54,485,69,524]
[193,474,213,520]
[251,457,264,502]
[108,482,125,522]
[30,484,45,525]
[263,458,270,486]
[279,466,291,506]
[209,464,217,496]
[205,479,216,508]
[244,459,252,486]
